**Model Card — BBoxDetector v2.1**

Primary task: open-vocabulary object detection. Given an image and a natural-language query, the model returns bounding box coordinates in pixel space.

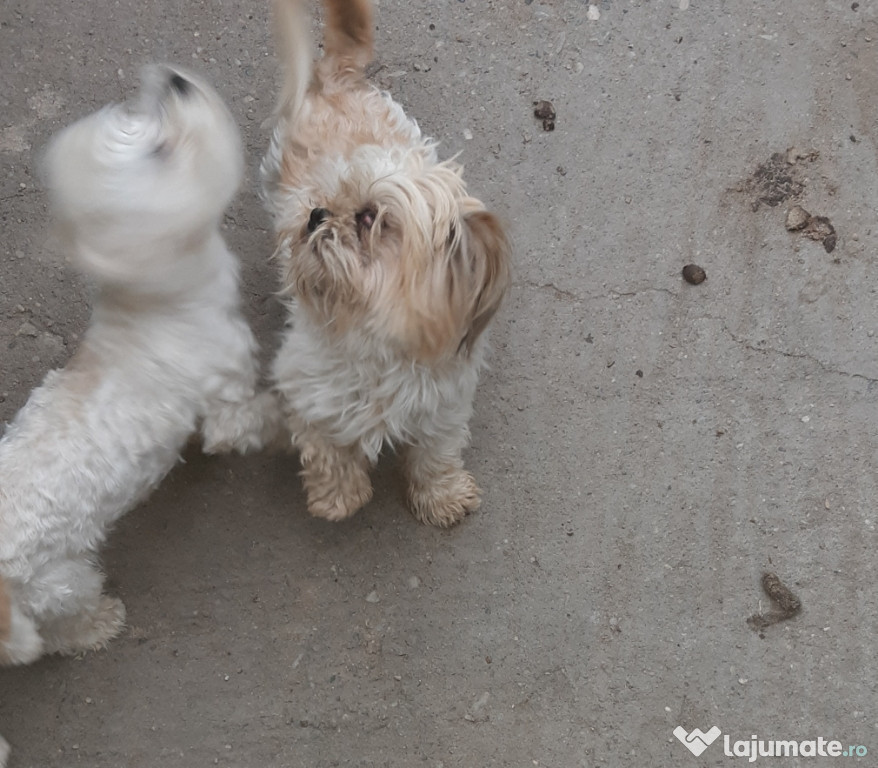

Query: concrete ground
[2,0,877,765]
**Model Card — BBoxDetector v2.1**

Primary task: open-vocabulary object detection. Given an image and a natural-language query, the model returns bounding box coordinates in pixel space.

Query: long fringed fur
[261,0,511,527]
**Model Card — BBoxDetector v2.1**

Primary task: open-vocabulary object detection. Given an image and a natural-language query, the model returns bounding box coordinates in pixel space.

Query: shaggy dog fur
[261,0,511,527]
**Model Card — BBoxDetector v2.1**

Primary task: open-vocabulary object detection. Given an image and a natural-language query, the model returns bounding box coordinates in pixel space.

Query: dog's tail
[271,0,373,122]
[270,0,313,124]
[0,575,43,666]
[321,0,374,75]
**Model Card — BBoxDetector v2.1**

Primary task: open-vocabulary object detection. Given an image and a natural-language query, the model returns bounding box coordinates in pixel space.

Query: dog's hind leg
[0,732,10,768]
[40,594,126,656]
[31,558,125,657]
[0,575,44,665]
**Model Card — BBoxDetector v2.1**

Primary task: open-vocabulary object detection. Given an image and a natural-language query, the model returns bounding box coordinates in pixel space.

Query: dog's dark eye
[356,206,377,232]
[151,141,170,159]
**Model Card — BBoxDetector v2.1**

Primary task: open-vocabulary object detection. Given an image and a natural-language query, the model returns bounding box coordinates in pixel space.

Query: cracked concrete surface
[2,0,878,766]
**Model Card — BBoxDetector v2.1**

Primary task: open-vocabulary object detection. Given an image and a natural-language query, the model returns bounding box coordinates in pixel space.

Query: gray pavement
[1,0,877,766]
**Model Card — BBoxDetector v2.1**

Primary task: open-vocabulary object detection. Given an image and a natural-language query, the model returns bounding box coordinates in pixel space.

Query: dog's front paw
[408,470,482,527]
[302,469,373,521]
[300,444,373,521]
[202,391,283,455]
[306,484,374,521]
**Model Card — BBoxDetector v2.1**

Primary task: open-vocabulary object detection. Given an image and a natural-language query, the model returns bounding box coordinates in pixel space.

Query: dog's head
[44,65,243,284]
[278,148,511,362]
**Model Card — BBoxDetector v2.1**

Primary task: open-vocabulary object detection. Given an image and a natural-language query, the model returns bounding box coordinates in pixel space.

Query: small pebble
[762,572,801,615]
[533,100,555,121]
[365,590,380,603]
[534,99,555,131]
[747,571,802,631]
[16,321,38,337]
[785,205,810,231]
[682,264,707,285]
[587,4,600,20]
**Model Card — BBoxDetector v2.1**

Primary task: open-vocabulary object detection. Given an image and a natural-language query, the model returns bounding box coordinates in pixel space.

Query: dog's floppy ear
[455,210,511,355]
[390,208,510,363]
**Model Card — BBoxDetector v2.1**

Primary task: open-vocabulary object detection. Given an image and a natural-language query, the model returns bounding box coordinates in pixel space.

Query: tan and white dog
[0,66,276,761]
[261,0,511,527]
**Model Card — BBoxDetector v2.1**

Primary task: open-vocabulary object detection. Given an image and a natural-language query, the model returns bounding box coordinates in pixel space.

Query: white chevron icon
[673,725,722,756]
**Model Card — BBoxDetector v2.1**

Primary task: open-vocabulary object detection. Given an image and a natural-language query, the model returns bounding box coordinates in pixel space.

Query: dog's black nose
[308,207,331,233]
[169,73,191,96]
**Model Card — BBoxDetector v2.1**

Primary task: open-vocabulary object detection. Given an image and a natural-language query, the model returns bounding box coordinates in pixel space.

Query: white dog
[261,0,511,528]
[0,66,275,754]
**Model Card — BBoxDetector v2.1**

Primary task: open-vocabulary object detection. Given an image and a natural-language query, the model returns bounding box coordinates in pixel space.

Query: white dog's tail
[271,0,374,123]
[270,0,313,125]
[0,575,43,666]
